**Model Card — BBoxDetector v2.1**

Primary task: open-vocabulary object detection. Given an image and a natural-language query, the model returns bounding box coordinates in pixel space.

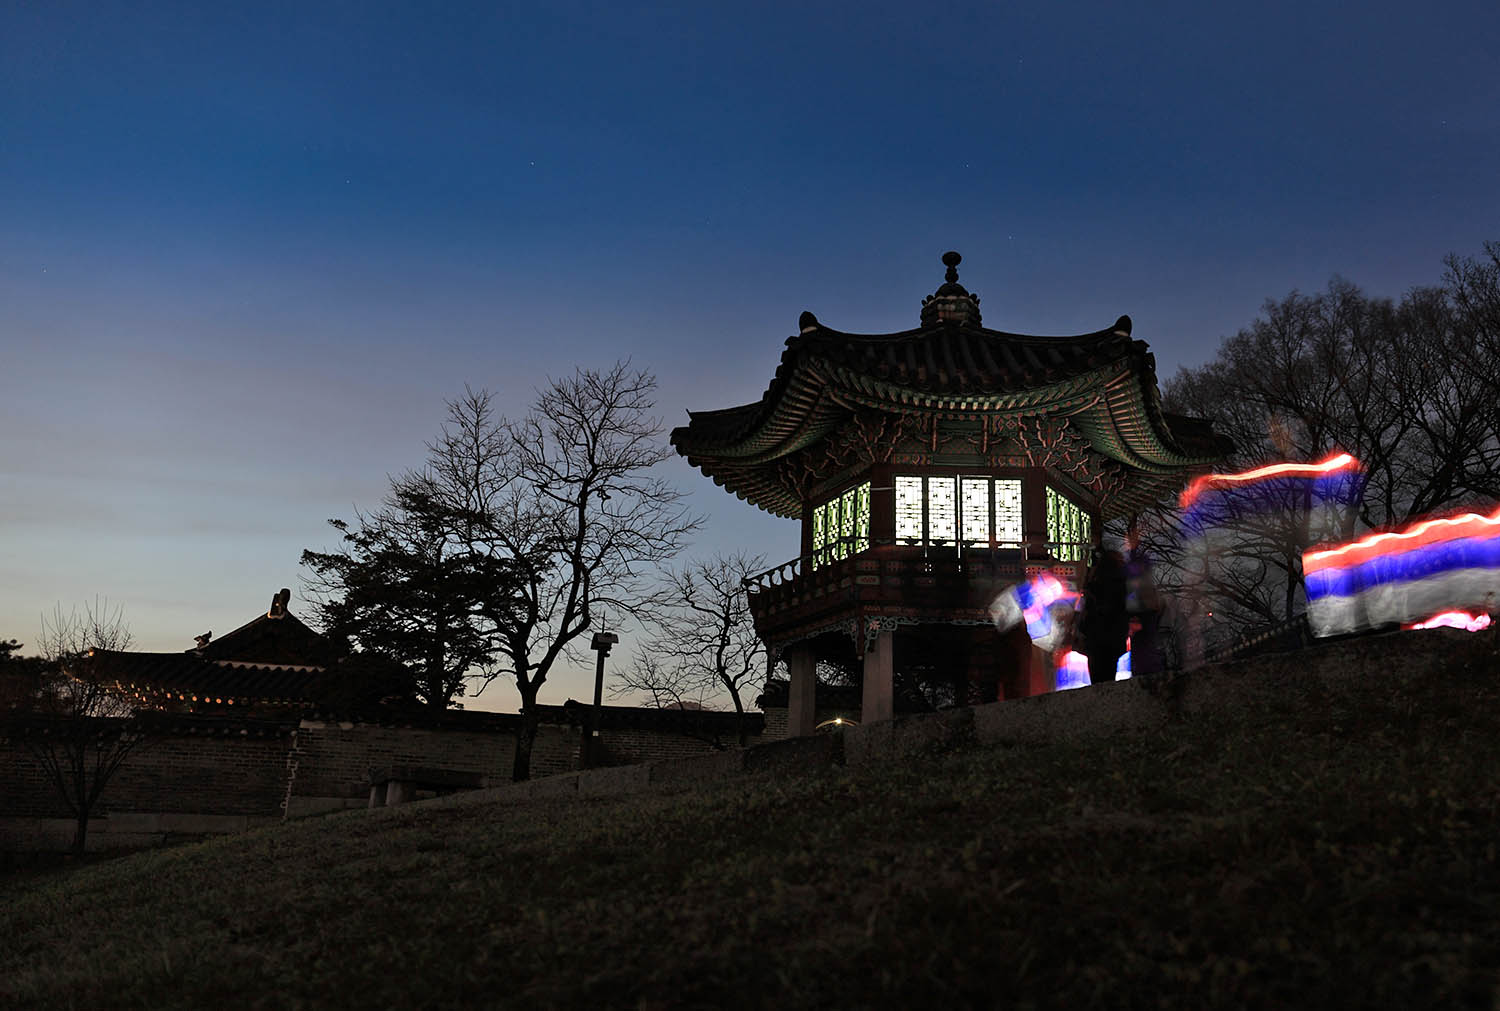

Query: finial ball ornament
[942,250,962,284]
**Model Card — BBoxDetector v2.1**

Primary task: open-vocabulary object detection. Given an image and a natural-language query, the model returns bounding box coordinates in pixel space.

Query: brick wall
[290,721,515,800]
[1,709,768,850]
[287,720,581,804]
[595,723,766,765]
[0,731,290,819]
[760,706,860,739]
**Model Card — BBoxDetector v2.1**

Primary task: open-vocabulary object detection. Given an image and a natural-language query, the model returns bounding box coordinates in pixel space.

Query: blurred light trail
[1406,610,1492,632]
[1178,453,1361,510]
[1054,646,1132,691]
[1304,505,1500,636]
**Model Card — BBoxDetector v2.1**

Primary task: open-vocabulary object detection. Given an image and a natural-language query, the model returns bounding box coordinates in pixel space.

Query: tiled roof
[195,610,329,665]
[300,705,526,731]
[672,309,1231,517]
[1,712,293,739]
[91,649,322,707]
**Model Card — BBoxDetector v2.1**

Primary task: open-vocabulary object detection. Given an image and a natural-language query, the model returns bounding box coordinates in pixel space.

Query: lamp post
[585,631,619,769]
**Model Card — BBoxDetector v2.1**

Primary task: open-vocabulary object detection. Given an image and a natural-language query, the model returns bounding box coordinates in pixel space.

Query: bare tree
[1134,246,1500,651]
[1442,241,1500,451]
[425,364,699,779]
[612,552,767,746]
[13,601,144,854]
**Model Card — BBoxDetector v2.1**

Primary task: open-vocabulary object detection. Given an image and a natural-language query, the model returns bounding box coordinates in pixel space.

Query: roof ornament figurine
[194,631,212,650]
[268,588,291,619]
[919,250,982,327]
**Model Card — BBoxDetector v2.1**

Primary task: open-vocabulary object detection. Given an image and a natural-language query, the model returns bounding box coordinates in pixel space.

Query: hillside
[3,629,1498,1009]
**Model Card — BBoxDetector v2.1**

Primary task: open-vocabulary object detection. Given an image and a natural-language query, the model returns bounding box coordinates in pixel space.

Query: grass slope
[3,631,1499,1010]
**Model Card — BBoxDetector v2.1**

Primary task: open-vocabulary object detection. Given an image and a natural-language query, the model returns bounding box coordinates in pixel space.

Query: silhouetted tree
[425,365,698,780]
[1128,243,1500,650]
[0,637,51,709]
[306,363,697,778]
[612,552,766,746]
[301,479,533,711]
[8,601,144,854]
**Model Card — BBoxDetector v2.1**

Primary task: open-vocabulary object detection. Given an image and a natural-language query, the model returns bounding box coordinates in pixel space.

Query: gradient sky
[4,1,1498,710]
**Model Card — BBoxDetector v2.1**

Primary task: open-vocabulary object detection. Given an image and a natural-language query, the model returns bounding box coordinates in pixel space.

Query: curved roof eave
[670,318,1138,462]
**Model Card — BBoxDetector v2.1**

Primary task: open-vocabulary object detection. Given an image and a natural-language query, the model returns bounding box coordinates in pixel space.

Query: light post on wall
[584,631,619,769]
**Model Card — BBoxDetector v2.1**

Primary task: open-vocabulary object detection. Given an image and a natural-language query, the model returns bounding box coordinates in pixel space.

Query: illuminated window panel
[839,485,857,560]
[1046,486,1092,562]
[895,476,924,543]
[855,482,870,553]
[995,479,1023,544]
[960,477,991,547]
[928,477,957,545]
[810,482,872,569]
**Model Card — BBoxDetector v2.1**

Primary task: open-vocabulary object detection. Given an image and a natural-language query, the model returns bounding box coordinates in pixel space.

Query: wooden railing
[741,539,1092,605]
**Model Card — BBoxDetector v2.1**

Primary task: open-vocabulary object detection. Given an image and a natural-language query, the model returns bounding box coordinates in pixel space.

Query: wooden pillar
[786,646,816,737]
[1022,467,1049,559]
[862,630,895,724]
[869,464,894,545]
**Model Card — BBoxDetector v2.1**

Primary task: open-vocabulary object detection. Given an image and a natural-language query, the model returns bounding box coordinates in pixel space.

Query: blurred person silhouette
[1124,525,1165,676]
[1078,547,1129,685]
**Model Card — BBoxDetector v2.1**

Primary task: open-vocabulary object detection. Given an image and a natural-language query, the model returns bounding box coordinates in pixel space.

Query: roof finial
[921,250,981,327]
[943,250,961,284]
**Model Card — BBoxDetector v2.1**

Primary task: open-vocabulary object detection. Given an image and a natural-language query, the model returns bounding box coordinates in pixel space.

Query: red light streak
[1178,452,1360,510]
[1405,611,1493,632]
[1302,505,1500,575]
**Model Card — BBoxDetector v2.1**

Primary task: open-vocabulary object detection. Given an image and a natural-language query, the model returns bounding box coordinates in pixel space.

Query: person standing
[1078,548,1129,685]
[1125,540,1165,676]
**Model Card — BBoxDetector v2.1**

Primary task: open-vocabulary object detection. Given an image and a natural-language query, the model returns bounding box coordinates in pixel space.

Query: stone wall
[759,704,860,740]
[0,723,293,851]
[0,709,768,850]
[285,719,580,815]
[1,727,291,819]
[594,723,755,765]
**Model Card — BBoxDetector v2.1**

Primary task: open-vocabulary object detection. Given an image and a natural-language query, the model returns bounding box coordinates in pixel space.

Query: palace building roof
[92,649,322,709]
[88,589,331,711]
[671,251,1231,518]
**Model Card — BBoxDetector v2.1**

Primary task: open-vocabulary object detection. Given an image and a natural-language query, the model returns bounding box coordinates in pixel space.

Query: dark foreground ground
[3,629,1498,1010]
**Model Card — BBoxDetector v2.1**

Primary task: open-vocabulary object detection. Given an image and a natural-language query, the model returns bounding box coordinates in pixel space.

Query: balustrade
[742,538,1092,622]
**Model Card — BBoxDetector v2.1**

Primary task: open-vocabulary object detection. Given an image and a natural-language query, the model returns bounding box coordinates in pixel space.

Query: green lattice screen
[810,481,871,570]
[1046,486,1092,562]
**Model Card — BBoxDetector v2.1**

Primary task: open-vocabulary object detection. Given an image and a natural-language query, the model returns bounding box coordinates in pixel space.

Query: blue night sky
[4,1,1497,709]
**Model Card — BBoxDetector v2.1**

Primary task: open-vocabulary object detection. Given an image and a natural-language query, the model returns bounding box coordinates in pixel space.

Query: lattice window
[1046,486,1093,562]
[995,478,1023,544]
[960,477,991,547]
[896,474,1027,550]
[855,482,870,554]
[838,485,857,560]
[928,476,957,545]
[895,476,924,543]
[810,481,871,569]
